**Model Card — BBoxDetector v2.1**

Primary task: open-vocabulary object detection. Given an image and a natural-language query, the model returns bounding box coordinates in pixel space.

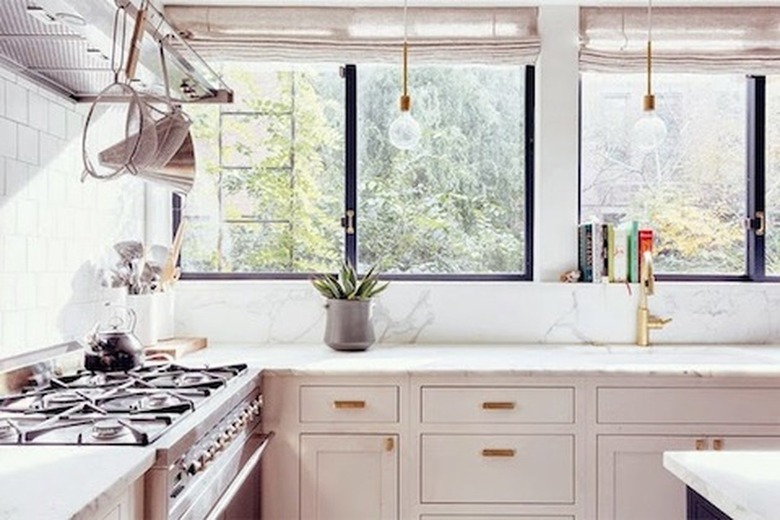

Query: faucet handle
[648,315,672,330]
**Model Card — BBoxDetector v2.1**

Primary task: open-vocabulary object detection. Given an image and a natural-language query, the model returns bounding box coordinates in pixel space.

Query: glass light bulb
[389,111,421,150]
[633,111,667,153]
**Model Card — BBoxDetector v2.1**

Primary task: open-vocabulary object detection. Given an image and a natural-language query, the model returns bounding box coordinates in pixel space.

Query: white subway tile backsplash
[17,125,39,165]
[66,110,82,139]
[16,199,38,237]
[4,235,27,273]
[39,133,60,167]
[4,82,27,124]
[3,310,25,353]
[0,66,146,355]
[5,159,28,199]
[28,92,48,132]
[16,273,36,310]
[0,118,17,159]
[48,102,67,138]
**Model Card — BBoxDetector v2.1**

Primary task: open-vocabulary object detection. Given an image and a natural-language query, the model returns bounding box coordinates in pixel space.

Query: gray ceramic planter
[323,299,376,351]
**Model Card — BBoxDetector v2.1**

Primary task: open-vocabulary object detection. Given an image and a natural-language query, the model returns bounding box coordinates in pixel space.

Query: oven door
[178,428,273,520]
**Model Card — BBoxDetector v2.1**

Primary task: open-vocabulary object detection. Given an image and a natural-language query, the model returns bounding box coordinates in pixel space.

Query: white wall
[0,66,146,356]
[171,5,780,346]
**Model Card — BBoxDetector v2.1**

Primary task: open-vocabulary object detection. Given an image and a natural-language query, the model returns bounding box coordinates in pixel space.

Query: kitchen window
[578,6,780,281]
[580,72,747,278]
[175,62,534,280]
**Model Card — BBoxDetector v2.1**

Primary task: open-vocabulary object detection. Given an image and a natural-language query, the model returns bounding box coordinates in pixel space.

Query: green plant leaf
[367,281,390,298]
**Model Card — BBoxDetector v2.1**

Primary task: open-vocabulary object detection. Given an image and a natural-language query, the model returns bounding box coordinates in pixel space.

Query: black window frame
[174,64,536,282]
[578,72,775,283]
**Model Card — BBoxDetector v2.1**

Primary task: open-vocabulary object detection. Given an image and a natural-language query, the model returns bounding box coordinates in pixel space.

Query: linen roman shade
[165,6,540,65]
[580,7,780,73]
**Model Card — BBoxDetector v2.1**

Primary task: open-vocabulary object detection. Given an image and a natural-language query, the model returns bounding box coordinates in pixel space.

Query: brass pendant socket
[643,94,656,112]
[399,95,411,112]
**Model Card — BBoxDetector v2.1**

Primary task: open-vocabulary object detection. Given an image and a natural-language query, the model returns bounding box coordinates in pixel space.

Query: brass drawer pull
[695,439,708,451]
[481,448,516,457]
[333,400,366,409]
[713,439,724,451]
[482,401,516,410]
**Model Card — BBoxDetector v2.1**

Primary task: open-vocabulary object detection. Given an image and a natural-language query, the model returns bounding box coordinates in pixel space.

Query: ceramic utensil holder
[126,293,158,347]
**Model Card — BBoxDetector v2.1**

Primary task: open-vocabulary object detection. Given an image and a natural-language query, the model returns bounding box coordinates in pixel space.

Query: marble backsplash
[174,281,780,345]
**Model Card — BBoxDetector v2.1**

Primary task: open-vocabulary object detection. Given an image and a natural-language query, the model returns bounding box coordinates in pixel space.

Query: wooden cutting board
[144,337,207,360]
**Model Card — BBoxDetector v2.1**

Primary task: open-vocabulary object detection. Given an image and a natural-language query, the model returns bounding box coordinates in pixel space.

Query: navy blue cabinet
[687,487,732,520]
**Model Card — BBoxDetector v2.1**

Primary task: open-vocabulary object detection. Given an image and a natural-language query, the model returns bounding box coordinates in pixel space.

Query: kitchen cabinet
[686,487,733,520]
[83,478,144,520]
[262,371,780,520]
[262,376,406,520]
[300,434,398,520]
[596,383,780,520]
[414,381,579,519]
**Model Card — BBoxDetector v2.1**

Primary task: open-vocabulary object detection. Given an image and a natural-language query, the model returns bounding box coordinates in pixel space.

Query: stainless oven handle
[204,431,274,520]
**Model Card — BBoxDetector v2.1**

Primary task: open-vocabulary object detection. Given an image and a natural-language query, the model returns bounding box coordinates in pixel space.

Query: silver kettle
[84,306,144,372]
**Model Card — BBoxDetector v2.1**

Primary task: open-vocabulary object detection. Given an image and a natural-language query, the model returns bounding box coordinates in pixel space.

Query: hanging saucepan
[84,307,144,372]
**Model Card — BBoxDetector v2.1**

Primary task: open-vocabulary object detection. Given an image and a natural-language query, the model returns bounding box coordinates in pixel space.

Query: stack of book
[577,220,653,283]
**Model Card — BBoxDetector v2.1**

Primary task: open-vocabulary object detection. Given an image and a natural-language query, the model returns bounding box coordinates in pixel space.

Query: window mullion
[344,64,358,268]
[747,75,766,281]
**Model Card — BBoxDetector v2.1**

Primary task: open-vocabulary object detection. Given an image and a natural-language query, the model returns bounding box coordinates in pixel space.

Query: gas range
[0,342,271,519]
[0,363,247,446]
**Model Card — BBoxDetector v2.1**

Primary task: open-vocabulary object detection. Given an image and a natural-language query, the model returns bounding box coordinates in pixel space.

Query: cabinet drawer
[598,387,780,424]
[421,434,574,504]
[421,386,574,424]
[300,385,399,423]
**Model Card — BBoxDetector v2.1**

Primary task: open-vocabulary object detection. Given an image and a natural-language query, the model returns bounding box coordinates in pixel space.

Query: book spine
[592,223,602,283]
[629,221,639,283]
[607,224,615,282]
[613,226,628,283]
[638,229,654,278]
[583,223,594,282]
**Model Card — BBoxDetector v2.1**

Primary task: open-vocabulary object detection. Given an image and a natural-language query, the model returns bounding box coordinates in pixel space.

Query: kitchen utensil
[144,40,193,171]
[161,220,186,288]
[82,3,158,182]
[84,306,144,372]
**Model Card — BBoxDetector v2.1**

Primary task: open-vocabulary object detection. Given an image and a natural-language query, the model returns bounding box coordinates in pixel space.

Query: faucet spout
[636,251,671,346]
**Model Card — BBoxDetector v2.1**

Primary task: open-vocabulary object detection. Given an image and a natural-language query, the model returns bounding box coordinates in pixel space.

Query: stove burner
[177,373,208,386]
[47,391,83,405]
[145,392,173,408]
[0,420,13,439]
[91,419,127,440]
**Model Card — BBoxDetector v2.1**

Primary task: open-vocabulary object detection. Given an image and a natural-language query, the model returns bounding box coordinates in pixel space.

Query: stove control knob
[187,460,203,475]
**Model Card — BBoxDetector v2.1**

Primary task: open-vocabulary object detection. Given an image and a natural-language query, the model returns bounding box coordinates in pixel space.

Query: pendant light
[389,0,421,150]
[633,0,667,152]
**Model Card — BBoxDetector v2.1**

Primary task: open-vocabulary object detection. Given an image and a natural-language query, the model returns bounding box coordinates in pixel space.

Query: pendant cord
[402,0,409,99]
[646,0,652,98]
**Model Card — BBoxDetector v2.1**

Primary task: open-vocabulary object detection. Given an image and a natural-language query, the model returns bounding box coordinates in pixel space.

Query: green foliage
[311,262,389,300]
[181,63,527,276]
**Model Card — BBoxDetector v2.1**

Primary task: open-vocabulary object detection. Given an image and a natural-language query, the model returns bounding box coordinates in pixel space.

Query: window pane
[357,65,527,275]
[765,77,780,275]
[181,63,345,273]
[581,73,746,275]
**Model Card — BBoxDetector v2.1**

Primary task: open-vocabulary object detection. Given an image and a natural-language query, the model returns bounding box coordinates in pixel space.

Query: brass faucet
[636,251,672,346]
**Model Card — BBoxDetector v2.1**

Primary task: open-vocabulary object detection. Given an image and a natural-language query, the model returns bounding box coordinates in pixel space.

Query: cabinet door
[598,436,780,520]
[300,434,398,520]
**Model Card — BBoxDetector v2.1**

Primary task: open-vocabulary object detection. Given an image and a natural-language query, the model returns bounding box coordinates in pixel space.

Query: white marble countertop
[0,445,155,520]
[6,342,780,520]
[182,343,780,377]
[664,451,780,520]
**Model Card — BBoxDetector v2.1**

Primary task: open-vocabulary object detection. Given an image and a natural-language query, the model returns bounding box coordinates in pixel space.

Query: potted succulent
[311,262,389,351]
